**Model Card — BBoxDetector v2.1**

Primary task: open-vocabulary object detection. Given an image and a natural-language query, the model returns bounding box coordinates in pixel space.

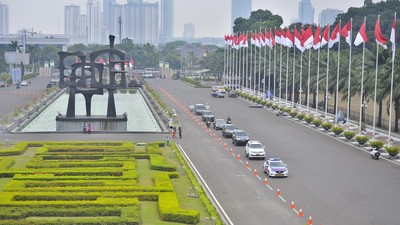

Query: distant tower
[64,5,80,36]
[231,0,252,30]
[160,0,174,43]
[319,9,344,27]
[0,2,9,36]
[183,23,195,39]
[103,0,117,42]
[87,0,101,44]
[298,0,314,25]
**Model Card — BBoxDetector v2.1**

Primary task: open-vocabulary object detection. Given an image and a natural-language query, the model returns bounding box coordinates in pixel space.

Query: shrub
[304,115,314,124]
[369,140,384,150]
[296,113,305,120]
[355,135,369,145]
[289,111,298,118]
[332,126,344,135]
[265,102,273,108]
[385,145,399,158]
[261,100,267,106]
[343,131,355,140]
[271,104,278,110]
[313,119,322,127]
[321,122,332,131]
[283,107,292,113]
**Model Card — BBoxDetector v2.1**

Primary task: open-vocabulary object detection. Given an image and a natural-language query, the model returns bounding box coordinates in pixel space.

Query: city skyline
[2,0,382,38]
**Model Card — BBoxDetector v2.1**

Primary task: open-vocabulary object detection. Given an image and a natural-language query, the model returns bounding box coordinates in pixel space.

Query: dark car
[228,90,237,98]
[232,129,250,146]
[222,124,236,138]
[194,104,207,115]
[213,119,226,130]
[201,110,215,122]
[211,91,225,98]
[0,81,6,87]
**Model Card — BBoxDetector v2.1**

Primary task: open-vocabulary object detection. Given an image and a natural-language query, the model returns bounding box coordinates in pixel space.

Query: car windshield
[204,111,213,115]
[215,119,225,124]
[196,105,206,110]
[270,161,285,167]
[236,132,247,136]
[250,143,263,148]
[225,125,235,130]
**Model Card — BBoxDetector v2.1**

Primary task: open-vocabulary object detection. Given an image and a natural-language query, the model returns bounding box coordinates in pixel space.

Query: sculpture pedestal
[56,115,127,132]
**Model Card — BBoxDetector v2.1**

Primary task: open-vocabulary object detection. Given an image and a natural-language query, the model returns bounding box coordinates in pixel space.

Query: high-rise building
[319,9,344,27]
[183,23,195,39]
[0,2,9,36]
[124,2,159,44]
[160,0,174,43]
[79,15,87,38]
[64,5,81,36]
[108,3,123,38]
[298,0,314,25]
[87,0,101,44]
[231,0,252,29]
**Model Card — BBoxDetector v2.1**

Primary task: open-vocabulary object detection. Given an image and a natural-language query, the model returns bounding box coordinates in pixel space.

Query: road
[147,78,400,225]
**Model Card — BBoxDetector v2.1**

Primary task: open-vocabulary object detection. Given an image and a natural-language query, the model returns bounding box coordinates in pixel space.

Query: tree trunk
[377,97,383,127]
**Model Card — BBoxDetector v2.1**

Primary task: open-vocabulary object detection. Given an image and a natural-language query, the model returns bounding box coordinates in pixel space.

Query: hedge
[0,158,14,170]
[158,192,200,224]
[150,154,176,171]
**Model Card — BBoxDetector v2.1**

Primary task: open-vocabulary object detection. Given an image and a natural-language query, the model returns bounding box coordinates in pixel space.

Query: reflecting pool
[20,91,162,132]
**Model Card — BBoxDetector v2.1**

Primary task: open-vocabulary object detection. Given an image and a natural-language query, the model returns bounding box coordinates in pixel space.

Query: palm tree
[9,40,18,52]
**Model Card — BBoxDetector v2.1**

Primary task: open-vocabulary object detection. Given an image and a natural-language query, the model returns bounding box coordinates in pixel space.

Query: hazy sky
[2,0,382,38]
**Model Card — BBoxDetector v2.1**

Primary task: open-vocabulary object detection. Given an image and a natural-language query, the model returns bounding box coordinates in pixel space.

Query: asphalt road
[147,78,400,225]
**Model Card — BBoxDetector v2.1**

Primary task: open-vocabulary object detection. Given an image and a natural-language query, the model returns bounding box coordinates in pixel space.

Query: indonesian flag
[390,14,396,53]
[237,33,244,48]
[271,33,276,47]
[259,32,266,46]
[241,33,249,48]
[100,57,105,65]
[281,29,287,47]
[75,56,79,63]
[274,28,282,45]
[255,33,261,47]
[251,33,255,45]
[224,35,229,45]
[231,35,237,48]
[302,26,314,49]
[294,27,304,52]
[114,63,121,71]
[285,29,294,48]
[129,57,134,68]
[354,21,368,46]
[340,21,352,46]
[329,23,341,48]
[374,17,388,49]
[124,61,129,69]
[321,24,330,47]
[265,31,271,48]
[313,25,322,49]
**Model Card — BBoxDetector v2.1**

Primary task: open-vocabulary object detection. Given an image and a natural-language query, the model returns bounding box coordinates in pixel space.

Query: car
[21,80,28,86]
[46,82,54,88]
[245,140,265,159]
[222,124,236,138]
[211,91,225,98]
[213,119,226,130]
[211,85,219,92]
[0,81,6,87]
[263,158,288,177]
[232,129,250,146]
[194,104,207,115]
[201,110,215,122]
[217,86,226,93]
[228,90,237,98]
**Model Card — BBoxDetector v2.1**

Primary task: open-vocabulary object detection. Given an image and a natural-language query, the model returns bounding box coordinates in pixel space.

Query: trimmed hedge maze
[0,141,221,224]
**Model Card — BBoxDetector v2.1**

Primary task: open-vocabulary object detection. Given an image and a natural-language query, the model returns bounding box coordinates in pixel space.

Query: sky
[2,0,382,38]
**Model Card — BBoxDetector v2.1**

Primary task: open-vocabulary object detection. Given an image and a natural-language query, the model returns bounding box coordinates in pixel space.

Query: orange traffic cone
[263,178,268,185]
[276,188,280,196]
[237,154,241,161]
[290,200,295,209]
[218,138,221,143]
[308,216,313,225]
[230,148,233,154]
[245,161,249,168]
[298,208,303,217]
[254,169,257,176]
[224,143,227,148]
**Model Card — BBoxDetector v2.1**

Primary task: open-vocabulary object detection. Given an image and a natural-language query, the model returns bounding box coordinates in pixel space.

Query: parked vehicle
[245,140,265,159]
[232,129,250,146]
[222,124,236,138]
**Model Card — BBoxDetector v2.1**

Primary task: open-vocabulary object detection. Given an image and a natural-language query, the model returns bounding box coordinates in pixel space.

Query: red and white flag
[281,29,287,47]
[75,56,79,64]
[241,33,249,48]
[259,32,266,46]
[321,24,330,47]
[302,26,314,49]
[329,23,341,48]
[129,57,134,68]
[294,27,304,51]
[313,25,322,49]
[255,33,261,47]
[285,29,294,48]
[374,16,388,49]
[274,28,282,45]
[100,57,105,65]
[390,14,396,53]
[265,31,272,48]
[340,21,352,46]
[250,33,255,45]
[354,21,368,46]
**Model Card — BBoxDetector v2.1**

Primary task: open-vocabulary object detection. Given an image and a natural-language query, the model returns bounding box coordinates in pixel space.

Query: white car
[21,80,28,86]
[245,140,265,159]
[263,158,288,177]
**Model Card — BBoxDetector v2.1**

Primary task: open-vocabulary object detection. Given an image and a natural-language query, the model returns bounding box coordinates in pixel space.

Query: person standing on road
[173,126,177,139]
[83,122,87,133]
[88,123,92,134]
[178,126,182,139]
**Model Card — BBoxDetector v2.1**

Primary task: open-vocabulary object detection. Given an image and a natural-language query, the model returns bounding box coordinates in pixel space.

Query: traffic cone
[290,200,295,209]
[230,148,233,154]
[298,208,303,217]
[308,216,313,225]
[276,188,280,196]
[263,178,268,185]
[254,169,257,176]
[218,138,221,143]
[213,133,216,138]
[224,143,227,148]
[245,161,249,168]
[237,154,241,161]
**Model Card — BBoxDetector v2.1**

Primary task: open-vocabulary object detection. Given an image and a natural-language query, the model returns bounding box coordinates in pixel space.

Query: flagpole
[279,33,283,102]
[223,38,227,86]
[347,18,353,125]
[263,29,267,98]
[307,47,311,112]
[299,45,303,109]
[246,31,249,91]
[372,15,381,138]
[325,26,331,121]
[268,30,272,100]
[316,44,321,115]
[273,28,277,100]
[359,17,366,135]
[258,29,262,96]
[254,31,257,95]
[242,32,246,90]
[250,32,253,92]
[292,27,296,108]
[335,20,341,126]
[388,13,396,143]
[286,39,289,104]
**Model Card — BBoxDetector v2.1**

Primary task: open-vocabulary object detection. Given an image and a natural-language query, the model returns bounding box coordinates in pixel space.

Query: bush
[304,115,314,124]
[385,145,399,158]
[296,113,305,120]
[313,119,322,127]
[265,102,273,108]
[271,104,278,110]
[343,131,355,141]
[355,135,369,145]
[321,122,332,131]
[332,126,344,135]
[283,107,292,113]
[289,111,298,117]
[369,140,384,150]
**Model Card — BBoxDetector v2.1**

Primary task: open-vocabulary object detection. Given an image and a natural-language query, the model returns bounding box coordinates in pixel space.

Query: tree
[233,9,283,33]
